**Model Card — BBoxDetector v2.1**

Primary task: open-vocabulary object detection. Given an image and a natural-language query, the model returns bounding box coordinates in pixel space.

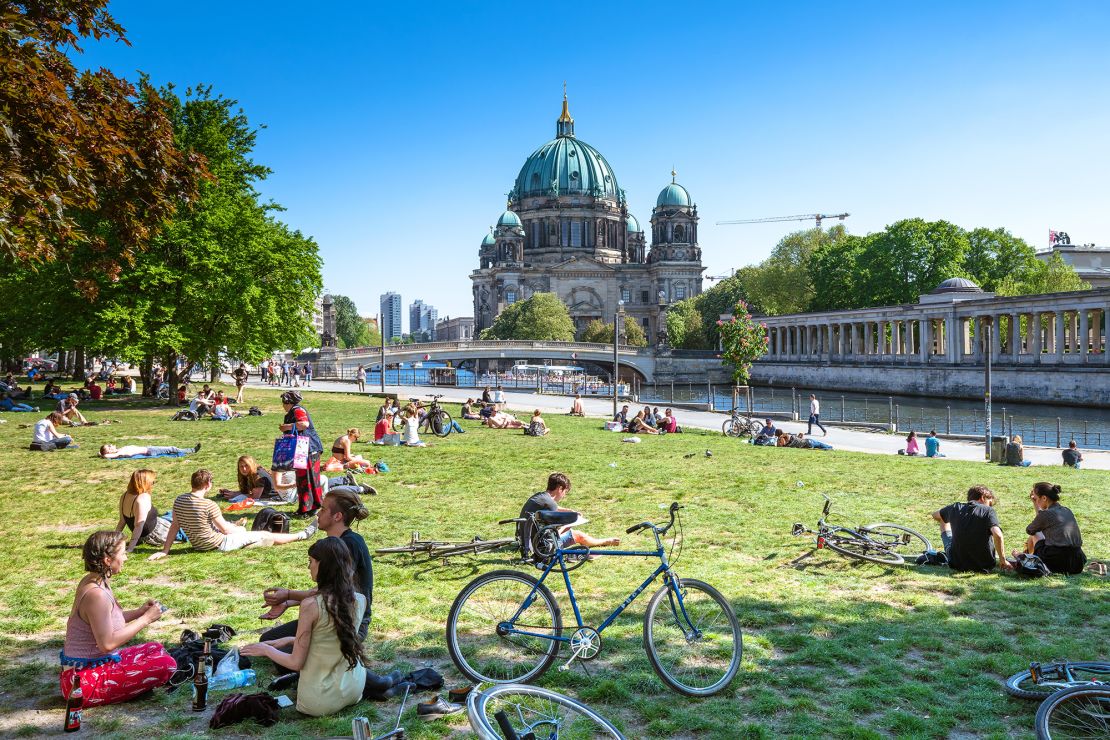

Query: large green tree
[480,293,574,341]
[963,227,1038,292]
[996,252,1090,296]
[742,225,848,315]
[332,294,378,348]
[580,317,647,346]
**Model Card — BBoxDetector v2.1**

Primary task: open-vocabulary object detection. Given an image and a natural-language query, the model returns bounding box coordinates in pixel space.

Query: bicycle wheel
[860,523,933,558]
[1035,685,1110,739]
[1006,663,1110,700]
[822,528,905,565]
[432,409,453,437]
[391,412,405,433]
[643,578,742,697]
[447,569,562,684]
[746,419,764,437]
[468,683,625,740]
[722,418,743,437]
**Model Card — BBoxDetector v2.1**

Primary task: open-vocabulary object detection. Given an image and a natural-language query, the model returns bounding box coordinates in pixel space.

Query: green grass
[0,385,1107,738]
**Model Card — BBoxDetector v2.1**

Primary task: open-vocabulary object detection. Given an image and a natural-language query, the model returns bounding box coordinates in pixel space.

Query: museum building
[470,95,704,344]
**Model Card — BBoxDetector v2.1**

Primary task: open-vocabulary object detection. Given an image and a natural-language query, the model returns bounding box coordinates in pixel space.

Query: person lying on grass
[60,531,176,708]
[116,469,189,552]
[242,536,407,716]
[517,472,621,561]
[484,408,524,429]
[148,469,316,561]
[100,442,201,459]
[0,391,35,412]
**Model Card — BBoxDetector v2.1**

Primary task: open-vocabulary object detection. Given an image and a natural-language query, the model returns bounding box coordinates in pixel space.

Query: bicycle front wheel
[447,570,562,685]
[468,683,625,740]
[823,528,905,565]
[1035,685,1110,739]
[722,419,743,437]
[1006,662,1110,700]
[643,578,742,697]
[432,409,453,437]
[860,523,932,558]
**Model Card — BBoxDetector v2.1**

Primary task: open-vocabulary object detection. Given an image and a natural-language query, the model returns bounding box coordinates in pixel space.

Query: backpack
[1016,554,1052,578]
[524,420,544,437]
[251,507,290,534]
[915,549,949,566]
[248,406,263,416]
[171,409,197,421]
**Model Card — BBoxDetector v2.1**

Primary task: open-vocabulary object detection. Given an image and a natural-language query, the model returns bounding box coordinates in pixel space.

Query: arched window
[505,289,517,305]
[674,224,686,241]
[675,284,686,300]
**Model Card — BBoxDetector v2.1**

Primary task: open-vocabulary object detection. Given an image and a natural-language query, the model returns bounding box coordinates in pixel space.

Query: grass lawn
[0,385,1107,739]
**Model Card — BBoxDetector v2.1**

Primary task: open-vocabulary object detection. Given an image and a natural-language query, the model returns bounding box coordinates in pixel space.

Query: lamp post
[379,313,386,394]
[984,317,992,460]
[613,300,625,418]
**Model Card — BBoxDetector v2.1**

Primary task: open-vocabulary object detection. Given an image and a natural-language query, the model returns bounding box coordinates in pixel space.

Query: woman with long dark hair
[60,531,176,707]
[1014,482,1087,574]
[243,537,394,716]
[279,390,324,517]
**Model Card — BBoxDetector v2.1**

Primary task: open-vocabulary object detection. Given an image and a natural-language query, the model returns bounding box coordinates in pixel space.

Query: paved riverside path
[241,377,1110,471]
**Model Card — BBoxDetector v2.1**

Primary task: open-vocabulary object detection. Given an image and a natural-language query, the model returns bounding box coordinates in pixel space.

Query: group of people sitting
[612,404,680,434]
[189,385,239,420]
[82,375,135,400]
[931,482,1087,575]
[898,430,945,458]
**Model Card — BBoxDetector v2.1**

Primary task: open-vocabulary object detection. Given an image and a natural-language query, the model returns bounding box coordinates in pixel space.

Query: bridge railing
[337,340,654,356]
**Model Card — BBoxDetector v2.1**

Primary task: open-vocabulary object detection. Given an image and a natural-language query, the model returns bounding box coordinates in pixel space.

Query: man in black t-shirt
[517,472,620,559]
[931,485,1014,573]
[1062,441,1083,468]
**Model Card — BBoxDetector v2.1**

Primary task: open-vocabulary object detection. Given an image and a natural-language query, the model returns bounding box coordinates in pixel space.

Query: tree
[1,3,203,287]
[996,253,1089,296]
[860,219,969,306]
[480,293,574,341]
[963,227,1038,292]
[580,317,647,346]
[664,299,706,349]
[808,234,871,311]
[333,294,375,348]
[742,226,848,315]
[718,300,768,385]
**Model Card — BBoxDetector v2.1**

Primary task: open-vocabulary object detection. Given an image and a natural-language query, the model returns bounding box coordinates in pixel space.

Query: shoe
[359,484,377,496]
[268,672,299,691]
[416,696,464,720]
[342,471,357,487]
[193,442,202,453]
[447,685,474,704]
[301,517,319,538]
[292,510,317,520]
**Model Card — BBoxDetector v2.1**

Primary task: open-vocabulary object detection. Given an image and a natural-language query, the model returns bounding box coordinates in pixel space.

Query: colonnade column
[919,318,929,362]
[1032,313,1042,361]
[1054,311,1065,361]
[1079,309,1090,360]
[1010,313,1021,360]
[990,314,1002,362]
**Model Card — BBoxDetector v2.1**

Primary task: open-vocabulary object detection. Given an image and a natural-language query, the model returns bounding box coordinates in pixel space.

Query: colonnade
[763,303,1110,365]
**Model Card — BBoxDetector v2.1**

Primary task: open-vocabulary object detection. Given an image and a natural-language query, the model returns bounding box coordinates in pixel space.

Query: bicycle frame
[501,526,698,645]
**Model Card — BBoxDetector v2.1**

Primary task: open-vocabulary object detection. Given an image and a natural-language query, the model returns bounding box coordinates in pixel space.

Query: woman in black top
[237,455,276,500]
[1016,482,1086,574]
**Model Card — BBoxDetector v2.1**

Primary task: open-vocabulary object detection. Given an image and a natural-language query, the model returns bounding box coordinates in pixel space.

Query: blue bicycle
[446,503,742,697]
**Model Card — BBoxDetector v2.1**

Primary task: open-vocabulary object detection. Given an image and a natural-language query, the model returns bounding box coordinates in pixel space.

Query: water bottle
[208,669,256,691]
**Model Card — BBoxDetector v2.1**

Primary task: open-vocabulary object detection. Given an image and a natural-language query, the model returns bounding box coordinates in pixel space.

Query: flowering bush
[718,300,769,385]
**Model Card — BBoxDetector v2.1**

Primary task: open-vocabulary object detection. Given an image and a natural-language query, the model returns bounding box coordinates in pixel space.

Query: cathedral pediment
[550,255,616,273]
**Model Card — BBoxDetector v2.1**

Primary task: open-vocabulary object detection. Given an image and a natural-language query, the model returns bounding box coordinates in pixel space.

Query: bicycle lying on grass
[791,494,932,565]
[722,407,762,438]
[467,683,625,740]
[1002,659,1110,739]
[446,502,742,697]
[375,531,517,563]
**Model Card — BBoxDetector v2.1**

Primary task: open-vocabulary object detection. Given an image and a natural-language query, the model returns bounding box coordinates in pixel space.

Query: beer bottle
[63,672,83,732]
[192,653,208,711]
[202,639,213,677]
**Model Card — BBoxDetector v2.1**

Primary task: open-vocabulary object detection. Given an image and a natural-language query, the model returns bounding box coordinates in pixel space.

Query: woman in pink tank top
[60,531,176,708]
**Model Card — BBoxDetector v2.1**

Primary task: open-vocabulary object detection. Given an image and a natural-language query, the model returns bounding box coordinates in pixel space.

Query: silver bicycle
[467,683,624,740]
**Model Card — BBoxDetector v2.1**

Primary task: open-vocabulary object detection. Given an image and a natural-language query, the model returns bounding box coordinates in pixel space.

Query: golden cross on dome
[671,167,677,183]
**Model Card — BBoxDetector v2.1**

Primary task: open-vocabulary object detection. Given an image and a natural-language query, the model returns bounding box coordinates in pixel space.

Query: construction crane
[716,212,851,229]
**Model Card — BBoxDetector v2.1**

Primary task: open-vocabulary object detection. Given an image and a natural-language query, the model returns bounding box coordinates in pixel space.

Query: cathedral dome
[481,232,496,246]
[496,210,522,228]
[514,136,621,201]
[656,182,691,207]
[931,277,982,294]
[626,214,641,233]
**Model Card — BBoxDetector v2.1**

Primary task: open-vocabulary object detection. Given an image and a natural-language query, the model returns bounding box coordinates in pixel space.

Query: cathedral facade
[470,96,704,345]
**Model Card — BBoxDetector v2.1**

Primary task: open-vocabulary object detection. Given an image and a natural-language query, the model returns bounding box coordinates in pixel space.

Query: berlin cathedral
[470,94,705,345]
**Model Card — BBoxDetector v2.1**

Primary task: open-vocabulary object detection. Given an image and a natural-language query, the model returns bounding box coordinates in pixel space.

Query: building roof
[496,210,522,228]
[656,181,692,207]
[626,214,641,233]
[481,232,496,246]
[931,277,983,294]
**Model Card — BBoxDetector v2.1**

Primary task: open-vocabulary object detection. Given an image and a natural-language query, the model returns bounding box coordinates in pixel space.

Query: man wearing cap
[56,393,88,425]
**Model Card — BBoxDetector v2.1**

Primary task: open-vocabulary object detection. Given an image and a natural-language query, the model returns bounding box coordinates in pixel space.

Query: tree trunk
[72,346,86,381]
[209,353,219,383]
[166,350,180,405]
[57,349,69,374]
[140,354,154,397]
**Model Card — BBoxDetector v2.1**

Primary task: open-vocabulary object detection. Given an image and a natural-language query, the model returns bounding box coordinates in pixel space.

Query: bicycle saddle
[535,510,577,526]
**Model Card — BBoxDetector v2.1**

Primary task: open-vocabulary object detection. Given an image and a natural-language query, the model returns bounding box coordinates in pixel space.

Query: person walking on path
[233,363,249,403]
[807,394,827,436]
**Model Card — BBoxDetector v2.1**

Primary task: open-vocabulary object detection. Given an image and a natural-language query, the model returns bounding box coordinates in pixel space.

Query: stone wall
[752,361,1110,407]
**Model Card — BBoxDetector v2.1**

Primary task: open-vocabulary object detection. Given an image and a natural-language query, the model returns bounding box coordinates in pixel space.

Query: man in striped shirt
[149,469,315,560]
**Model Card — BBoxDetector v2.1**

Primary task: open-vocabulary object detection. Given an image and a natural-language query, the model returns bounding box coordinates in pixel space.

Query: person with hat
[56,393,88,425]
[280,390,325,518]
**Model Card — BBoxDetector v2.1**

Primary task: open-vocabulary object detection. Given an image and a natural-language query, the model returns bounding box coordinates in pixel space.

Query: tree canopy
[479,293,575,341]
[332,294,379,348]
[580,317,647,347]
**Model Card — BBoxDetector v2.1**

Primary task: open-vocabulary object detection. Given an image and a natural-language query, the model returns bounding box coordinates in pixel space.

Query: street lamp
[984,316,992,460]
[613,300,625,418]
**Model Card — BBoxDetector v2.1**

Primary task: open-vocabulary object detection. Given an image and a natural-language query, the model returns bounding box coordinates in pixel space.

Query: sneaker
[193,442,202,453]
[268,672,299,691]
[416,696,464,720]
[301,517,319,538]
[359,484,377,496]
[342,471,358,487]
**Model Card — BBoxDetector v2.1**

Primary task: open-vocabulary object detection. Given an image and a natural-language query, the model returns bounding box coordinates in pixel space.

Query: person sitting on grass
[86,379,103,401]
[1004,434,1033,467]
[211,392,237,421]
[375,397,397,423]
[148,469,317,561]
[1062,440,1083,469]
[188,387,215,417]
[900,430,920,456]
[661,408,680,434]
[517,473,621,561]
[31,411,75,451]
[400,404,428,445]
[56,393,88,425]
[461,398,481,420]
[931,485,1014,573]
[243,537,406,715]
[1012,482,1086,575]
[99,442,200,459]
[233,455,280,501]
[0,391,35,412]
[525,409,549,436]
[485,408,524,429]
[373,414,400,445]
[925,430,945,458]
[60,531,176,708]
[328,428,374,471]
[568,394,584,417]
[627,409,660,435]
[115,469,188,552]
[642,407,657,429]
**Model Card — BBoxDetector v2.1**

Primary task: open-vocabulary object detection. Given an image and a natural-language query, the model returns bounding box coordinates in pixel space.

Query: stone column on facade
[1079,308,1089,360]
[906,319,916,356]
[863,322,873,357]
[1031,312,1042,361]
[825,323,833,359]
[1010,313,1021,360]
[919,318,929,363]
[890,320,900,357]
[990,314,1002,362]
[1070,310,1079,355]
[1054,311,1065,361]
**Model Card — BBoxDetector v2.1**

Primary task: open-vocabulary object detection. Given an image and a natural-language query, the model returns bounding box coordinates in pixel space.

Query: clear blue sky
[78,1,1110,329]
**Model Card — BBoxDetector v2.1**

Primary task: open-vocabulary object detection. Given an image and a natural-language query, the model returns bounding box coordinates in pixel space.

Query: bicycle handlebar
[498,517,525,526]
[627,502,684,536]
[626,522,651,534]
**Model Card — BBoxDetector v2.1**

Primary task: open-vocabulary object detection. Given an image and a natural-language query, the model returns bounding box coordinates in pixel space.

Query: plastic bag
[215,647,240,676]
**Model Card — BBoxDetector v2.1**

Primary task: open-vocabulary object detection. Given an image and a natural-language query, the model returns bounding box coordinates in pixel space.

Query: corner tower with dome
[470,94,704,344]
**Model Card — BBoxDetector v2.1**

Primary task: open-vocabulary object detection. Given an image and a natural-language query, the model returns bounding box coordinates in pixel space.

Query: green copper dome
[497,210,522,228]
[656,182,691,207]
[626,214,641,232]
[514,136,621,201]
[481,232,496,246]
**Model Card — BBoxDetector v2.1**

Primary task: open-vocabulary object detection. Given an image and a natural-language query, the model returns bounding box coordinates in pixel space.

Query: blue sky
[78,1,1110,329]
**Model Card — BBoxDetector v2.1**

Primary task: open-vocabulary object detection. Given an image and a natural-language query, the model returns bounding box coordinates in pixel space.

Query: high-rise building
[408,300,440,341]
[380,292,402,342]
[409,299,425,339]
[423,306,438,340]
